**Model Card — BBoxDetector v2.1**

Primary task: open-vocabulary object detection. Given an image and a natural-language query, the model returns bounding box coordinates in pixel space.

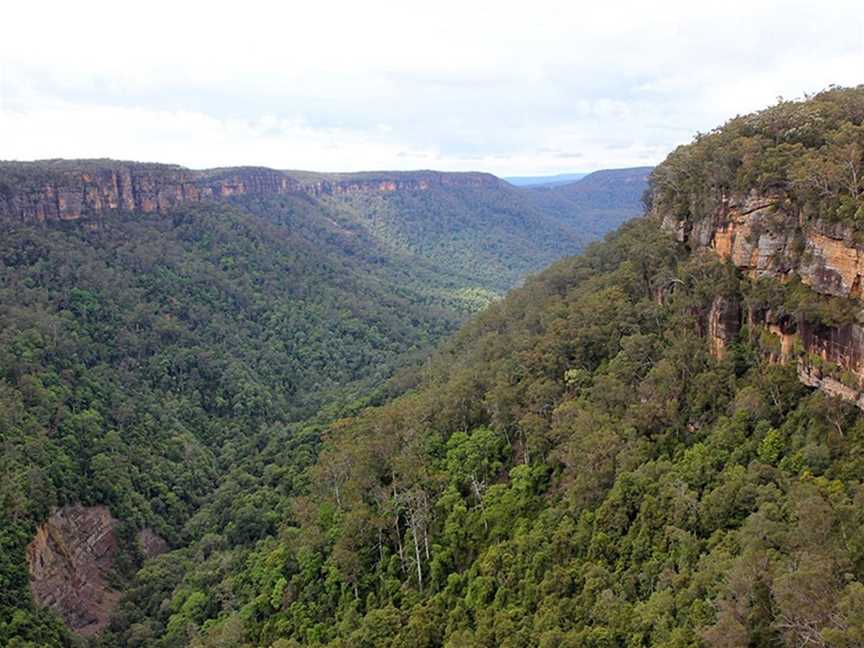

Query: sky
[1,0,862,176]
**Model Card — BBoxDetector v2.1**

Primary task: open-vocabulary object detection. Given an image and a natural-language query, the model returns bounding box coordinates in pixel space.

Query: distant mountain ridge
[0,160,651,228]
[0,160,502,223]
[523,166,652,237]
[503,172,587,187]
[533,166,652,201]
[0,158,651,308]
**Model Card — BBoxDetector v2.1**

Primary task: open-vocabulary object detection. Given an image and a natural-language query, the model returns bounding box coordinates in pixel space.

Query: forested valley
[0,163,642,646]
[4,87,864,648]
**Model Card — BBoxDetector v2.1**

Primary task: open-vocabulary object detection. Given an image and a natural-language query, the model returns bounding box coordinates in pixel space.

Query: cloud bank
[2,0,862,174]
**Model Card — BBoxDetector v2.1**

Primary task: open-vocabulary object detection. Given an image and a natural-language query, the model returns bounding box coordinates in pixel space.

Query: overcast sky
[1,0,862,176]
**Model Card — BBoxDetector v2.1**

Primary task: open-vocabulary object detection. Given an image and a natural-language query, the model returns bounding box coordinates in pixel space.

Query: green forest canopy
[4,87,864,647]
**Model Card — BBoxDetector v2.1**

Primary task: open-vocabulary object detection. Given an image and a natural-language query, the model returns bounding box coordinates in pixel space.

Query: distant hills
[0,160,650,302]
[539,166,653,204]
[524,166,653,238]
[503,172,588,187]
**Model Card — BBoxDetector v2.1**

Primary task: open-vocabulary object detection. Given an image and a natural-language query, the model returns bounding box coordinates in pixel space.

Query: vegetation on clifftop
[6,89,864,648]
[651,86,864,226]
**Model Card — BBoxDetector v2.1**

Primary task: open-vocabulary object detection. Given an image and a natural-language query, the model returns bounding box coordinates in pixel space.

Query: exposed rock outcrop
[707,296,741,359]
[662,191,799,280]
[658,191,864,406]
[0,160,503,223]
[661,190,864,298]
[136,527,169,559]
[798,362,864,408]
[799,221,864,298]
[27,505,120,636]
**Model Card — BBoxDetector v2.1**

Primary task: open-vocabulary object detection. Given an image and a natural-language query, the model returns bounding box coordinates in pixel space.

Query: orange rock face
[767,323,797,364]
[801,229,864,298]
[0,162,503,223]
[706,196,793,279]
[27,505,120,636]
[658,191,864,407]
[707,296,740,359]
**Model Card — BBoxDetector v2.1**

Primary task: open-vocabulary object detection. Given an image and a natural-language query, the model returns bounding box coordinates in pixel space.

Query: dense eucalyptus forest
[3,86,864,648]
[0,164,640,646]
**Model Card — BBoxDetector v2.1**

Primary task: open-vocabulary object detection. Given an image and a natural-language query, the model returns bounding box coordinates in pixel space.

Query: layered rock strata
[658,191,864,407]
[0,161,502,223]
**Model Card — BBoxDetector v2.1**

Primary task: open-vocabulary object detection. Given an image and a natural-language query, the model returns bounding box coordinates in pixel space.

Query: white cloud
[1,0,862,174]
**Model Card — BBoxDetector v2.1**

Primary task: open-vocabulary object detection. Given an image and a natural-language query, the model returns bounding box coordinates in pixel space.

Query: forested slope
[109,88,864,648]
[238,183,588,311]
[181,219,863,648]
[7,86,864,648]
[525,167,652,239]
[0,201,458,646]
[0,160,643,646]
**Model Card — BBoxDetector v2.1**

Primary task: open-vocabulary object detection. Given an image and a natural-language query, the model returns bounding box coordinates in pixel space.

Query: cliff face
[663,191,864,298]
[0,161,503,223]
[707,295,741,359]
[658,192,864,406]
[26,505,120,636]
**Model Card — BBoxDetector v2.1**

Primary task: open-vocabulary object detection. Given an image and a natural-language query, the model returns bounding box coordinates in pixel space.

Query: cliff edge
[0,160,503,223]
[650,86,864,406]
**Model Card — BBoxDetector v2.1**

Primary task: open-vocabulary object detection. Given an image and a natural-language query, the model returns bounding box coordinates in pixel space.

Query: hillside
[0,158,646,646]
[549,166,652,206]
[0,161,607,310]
[8,85,864,647]
[525,167,652,238]
[0,199,463,643]
[503,173,588,188]
[81,87,864,648]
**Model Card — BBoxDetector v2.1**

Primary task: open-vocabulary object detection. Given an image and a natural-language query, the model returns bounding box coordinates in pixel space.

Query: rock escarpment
[26,505,121,636]
[0,160,503,223]
[661,191,864,298]
[657,191,864,406]
[25,505,171,636]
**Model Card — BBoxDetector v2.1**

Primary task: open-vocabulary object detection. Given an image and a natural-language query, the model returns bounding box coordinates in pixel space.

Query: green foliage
[787,281,861,328]
[1,163,644,645]
[299,183,588,300]
[651,85,864,227]
[0,191,549,644]
[165,218,864,648]
[5,98,864,647]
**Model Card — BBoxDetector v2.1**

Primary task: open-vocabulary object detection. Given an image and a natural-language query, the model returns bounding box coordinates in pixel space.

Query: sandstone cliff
[0,160,503,223]
[656,191,864,407]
